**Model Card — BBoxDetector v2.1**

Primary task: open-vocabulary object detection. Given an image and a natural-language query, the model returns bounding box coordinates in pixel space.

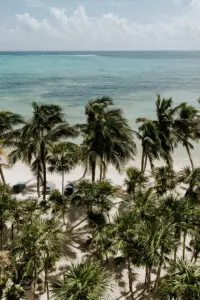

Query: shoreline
[3,148,199,193]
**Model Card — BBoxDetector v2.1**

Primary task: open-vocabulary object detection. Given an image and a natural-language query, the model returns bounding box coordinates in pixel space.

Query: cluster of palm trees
[1,95,200,299]
[137,95,200,171]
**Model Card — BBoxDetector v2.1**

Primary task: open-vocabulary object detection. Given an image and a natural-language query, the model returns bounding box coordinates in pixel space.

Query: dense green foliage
[0,96,200,299]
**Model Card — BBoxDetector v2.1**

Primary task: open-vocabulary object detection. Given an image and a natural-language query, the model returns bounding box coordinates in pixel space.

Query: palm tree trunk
[100,161,103,181]
[102,160,106,179]
[167,154,173,170]
[145,266,151,286]
[156,259,163,284]
[148,155,154,172]
[45,262,50,300]
[194,252,198,263]
[41,141,47,200]
[82,166,88,179]
[148,267,151,285]
[174,247,177,263]
[154,248,164,293]
[141,148,145,172]
[11,223,14,241]
[127,259,133,299]
[191,249,198,262]
[144,155,148,172]
[91,161,96,182]
[37,172,40,198]
[0,165,5,184]
[183,231,187,260]
[185,144,194,170]
[46,281,50,300]
[62,207,65,225]
[62,172,65,195]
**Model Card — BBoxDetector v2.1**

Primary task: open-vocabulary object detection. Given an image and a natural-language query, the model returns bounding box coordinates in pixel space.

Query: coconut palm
[82,97,136,181]
[124,167,148,196]
[47,142,80,194]
[9,140,43,197]
[158,259,200,299]
[174,103,199,170]
[136,119,161,172]
[155,95,183,168]
[17,102,78,200]
[50,260,112,300]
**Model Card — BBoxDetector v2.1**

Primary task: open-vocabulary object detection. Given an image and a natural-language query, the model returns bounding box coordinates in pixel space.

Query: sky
[1,0,200,50]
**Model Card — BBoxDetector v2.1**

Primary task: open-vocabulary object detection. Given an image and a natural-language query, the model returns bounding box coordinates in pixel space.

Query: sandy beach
[4,147,199,192]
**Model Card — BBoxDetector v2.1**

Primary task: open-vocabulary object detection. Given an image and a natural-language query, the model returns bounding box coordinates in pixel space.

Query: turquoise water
[1,51,200,124]
[0,51,200,165]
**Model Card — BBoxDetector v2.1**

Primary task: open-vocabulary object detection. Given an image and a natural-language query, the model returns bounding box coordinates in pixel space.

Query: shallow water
[0,51,200,165]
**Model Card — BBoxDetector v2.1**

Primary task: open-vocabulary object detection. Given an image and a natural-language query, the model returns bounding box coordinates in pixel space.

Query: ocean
[0,51,200,165]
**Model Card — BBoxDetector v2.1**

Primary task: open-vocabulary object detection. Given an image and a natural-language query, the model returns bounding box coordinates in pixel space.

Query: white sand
[3,152,196,192]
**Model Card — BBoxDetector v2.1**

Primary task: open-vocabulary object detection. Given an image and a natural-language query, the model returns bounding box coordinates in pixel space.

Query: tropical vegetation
[0,95,200,299]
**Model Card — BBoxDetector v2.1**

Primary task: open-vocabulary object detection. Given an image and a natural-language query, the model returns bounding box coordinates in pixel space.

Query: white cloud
[1,5,200,50]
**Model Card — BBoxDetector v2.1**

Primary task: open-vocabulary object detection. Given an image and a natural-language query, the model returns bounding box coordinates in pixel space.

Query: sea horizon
[1,50,200,55]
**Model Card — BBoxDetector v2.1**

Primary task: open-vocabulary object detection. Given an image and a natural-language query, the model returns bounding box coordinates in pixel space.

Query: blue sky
[0,0,200,50]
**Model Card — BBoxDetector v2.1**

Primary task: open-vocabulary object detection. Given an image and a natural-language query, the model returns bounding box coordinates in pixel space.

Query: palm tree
[47,142,80,194]
[180,167,200,204]
[174,103,199,169]
[42,219,65,300]
[124,167,148,196]
[155,95,183,168]
[71,180,116,215]
[82,97,136,181]
[158,195,192,262]
[0,110,24,183]
[87,214,111,261]
[49,189,67,225]
[154,166,177,196]
[16,102,78,200]
[111,212,140,297]
[158,259,200,299]
[12,216,64,299]
[50,260,112,300]
[9,140,43,198]
[136,119,161,172]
